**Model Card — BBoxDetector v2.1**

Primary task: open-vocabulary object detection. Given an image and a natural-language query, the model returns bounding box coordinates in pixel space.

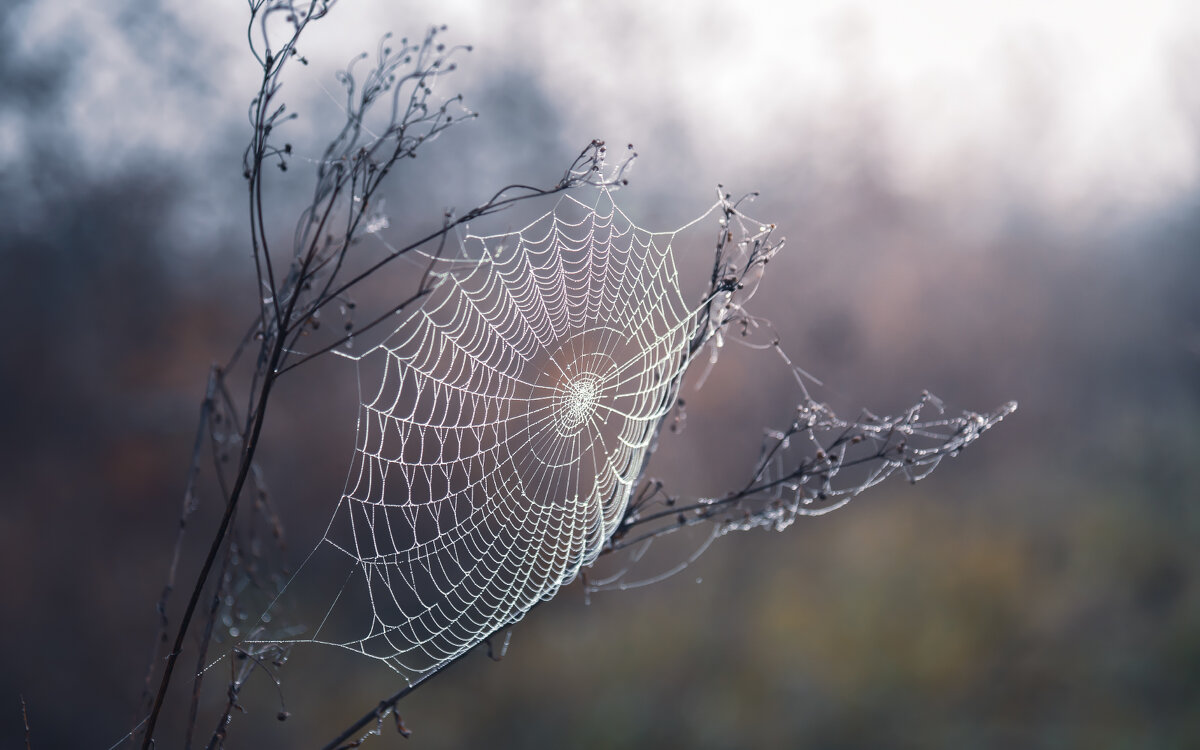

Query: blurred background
[2,0,1198,748]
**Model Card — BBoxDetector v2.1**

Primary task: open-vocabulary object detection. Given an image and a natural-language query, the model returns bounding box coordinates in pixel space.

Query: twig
[136,365,219,732]
[141,339,288,749]
[20,694,31,750]
[319,649,471,750]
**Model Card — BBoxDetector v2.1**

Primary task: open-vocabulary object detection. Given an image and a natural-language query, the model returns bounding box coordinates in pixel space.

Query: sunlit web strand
[259,187,729,679]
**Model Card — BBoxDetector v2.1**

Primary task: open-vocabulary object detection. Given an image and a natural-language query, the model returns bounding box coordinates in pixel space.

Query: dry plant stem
[20,694,31,750]
[141,10,625,745]
[137,365,218,723]
[319,655,468,750]
[611,397,1017,557]
[141,322,292,749]
[185,516,238,750]
[143,12,329,740]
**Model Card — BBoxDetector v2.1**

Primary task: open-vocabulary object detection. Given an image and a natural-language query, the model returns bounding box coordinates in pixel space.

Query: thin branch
[319,647,472,750]
[299,140,626,328]
[136,365,219,728]
[277,287,430,375]
[20,694,31,750]
[140,343,285,749]
[185,530,236,750]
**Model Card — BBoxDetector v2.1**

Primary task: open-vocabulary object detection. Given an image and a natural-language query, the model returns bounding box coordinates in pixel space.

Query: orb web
[290,188,701,678]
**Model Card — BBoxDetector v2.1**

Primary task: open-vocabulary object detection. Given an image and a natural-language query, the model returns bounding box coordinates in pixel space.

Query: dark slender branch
[302,144,623,326]
[19,694,31,750]
[138,366,219,726]
[204,648,242,750]
[605,398,1016,557]
[140,345,284,749]
[185,529,235,750]
[319,647,472,750]
[277,287,430,375]
[146,153,332,740]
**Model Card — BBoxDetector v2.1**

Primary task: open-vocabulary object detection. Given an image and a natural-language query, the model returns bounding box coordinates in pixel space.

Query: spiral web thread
[284,188,709,678]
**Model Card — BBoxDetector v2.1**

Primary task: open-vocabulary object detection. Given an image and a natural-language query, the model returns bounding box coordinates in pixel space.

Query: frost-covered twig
[605,395,1016,580]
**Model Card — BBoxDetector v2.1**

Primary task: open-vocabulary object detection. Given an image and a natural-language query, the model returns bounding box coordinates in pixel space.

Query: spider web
[275,188,710,679]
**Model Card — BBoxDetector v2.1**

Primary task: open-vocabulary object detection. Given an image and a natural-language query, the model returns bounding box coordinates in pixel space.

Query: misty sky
[5,0,1197,243]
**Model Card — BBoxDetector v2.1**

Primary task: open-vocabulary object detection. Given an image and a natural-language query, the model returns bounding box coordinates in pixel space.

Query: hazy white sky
[9,0,1198,226]
[448,0,1199,219]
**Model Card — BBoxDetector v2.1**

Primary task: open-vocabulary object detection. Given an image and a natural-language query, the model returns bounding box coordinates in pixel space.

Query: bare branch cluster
[608,394,1016,567]
[133,3,631,748]
[591,191,1016,588]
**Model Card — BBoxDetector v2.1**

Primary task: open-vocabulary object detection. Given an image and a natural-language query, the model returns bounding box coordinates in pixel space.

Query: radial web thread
[281,189,701,679]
